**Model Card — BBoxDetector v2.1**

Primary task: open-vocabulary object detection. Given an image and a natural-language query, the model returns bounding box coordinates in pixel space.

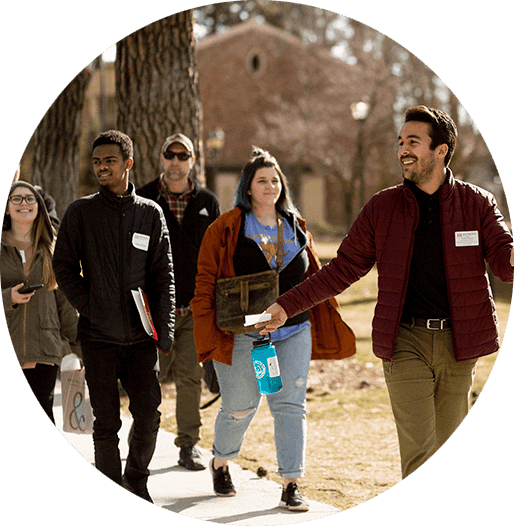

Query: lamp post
[350,101,370,214]
[205,127,225,192]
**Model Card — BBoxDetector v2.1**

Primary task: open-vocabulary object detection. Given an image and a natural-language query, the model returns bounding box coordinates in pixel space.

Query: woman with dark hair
[1,181,79,423]
[191,149,355,511]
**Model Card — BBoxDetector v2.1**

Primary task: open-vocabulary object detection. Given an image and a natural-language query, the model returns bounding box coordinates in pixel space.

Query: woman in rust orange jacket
[191,148,355,511]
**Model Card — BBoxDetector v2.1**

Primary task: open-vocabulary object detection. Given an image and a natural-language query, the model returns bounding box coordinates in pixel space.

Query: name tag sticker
[132,233,150,251]
[455,231,479,247]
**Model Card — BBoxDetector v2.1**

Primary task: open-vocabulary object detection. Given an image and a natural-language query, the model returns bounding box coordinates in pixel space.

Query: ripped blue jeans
[212,323,312,478]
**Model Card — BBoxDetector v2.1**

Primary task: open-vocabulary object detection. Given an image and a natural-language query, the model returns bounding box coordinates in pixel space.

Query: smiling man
[399,119,447,191]
[53,130,175,502]
[92,141,132,194]
[258,105,514,479]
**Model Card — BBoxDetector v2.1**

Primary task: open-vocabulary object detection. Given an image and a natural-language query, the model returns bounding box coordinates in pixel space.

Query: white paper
[131,289,153,336]
[244,311,272,327]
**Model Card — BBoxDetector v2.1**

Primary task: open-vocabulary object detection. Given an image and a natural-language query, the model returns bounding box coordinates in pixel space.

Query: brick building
[81,18,372,228]
[196,18,363,226]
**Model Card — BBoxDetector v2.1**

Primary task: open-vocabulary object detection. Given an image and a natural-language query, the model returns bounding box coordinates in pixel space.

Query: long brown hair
[234,147,299,215]
[4,182,57,290]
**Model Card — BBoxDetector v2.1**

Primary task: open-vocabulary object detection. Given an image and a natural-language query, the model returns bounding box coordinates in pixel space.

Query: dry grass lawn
[157,250,511,512]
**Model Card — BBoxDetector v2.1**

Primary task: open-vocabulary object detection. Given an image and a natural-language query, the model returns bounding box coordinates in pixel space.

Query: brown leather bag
[215,217,284,335]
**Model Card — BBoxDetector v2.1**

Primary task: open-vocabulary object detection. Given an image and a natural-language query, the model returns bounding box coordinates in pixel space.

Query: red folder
[131,288,158,340]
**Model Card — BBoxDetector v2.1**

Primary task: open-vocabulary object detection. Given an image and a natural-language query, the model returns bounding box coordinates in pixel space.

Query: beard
[402,155,437,186]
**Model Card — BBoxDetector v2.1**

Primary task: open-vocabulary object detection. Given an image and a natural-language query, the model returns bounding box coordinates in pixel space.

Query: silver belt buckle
[426,319,443,330]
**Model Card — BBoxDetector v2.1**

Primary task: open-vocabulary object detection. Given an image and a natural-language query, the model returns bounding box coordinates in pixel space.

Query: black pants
[81,340,161,488]
[23,363,59,424]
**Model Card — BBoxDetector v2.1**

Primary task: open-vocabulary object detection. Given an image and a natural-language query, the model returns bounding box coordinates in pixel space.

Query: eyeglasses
[163,151,192,161]
[9,195,37,205]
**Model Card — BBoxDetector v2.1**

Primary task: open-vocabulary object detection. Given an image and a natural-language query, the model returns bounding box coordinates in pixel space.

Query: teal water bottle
[251,336,282,395]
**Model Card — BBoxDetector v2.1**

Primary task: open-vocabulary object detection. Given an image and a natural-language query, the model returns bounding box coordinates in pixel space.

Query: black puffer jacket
[53,183,175,352]
[137,178,220,308]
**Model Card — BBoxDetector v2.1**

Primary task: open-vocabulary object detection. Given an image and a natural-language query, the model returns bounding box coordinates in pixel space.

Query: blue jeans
[213,324,312,478]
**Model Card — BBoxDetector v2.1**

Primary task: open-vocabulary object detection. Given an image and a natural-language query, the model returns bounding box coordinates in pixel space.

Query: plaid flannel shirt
[158,176,195,316]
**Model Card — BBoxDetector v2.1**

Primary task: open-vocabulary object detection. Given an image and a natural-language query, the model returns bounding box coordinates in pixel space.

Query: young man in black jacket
[137,133,220,471]
[53,130,175,502]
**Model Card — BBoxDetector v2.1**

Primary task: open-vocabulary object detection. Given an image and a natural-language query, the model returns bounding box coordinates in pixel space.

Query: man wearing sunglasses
[137,133,220,471]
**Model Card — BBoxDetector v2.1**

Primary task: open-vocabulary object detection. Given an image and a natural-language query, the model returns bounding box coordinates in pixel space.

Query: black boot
[122,475,153,503]
[178,444,208,471]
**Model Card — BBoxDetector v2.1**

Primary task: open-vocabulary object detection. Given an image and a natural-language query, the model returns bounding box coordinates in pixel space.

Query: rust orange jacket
[191,207,356,366]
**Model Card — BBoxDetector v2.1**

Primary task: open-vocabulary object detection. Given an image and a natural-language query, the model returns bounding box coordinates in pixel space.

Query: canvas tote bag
[60,354,93,434]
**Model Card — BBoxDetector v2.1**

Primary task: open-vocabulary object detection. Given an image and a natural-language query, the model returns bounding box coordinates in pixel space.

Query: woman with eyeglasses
[1,181,79,423]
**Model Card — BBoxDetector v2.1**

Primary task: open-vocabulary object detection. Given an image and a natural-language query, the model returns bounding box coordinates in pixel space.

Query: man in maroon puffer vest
[257,105,513,478]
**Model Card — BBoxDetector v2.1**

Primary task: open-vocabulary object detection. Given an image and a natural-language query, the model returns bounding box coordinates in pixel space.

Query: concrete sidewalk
[53,382,341,525]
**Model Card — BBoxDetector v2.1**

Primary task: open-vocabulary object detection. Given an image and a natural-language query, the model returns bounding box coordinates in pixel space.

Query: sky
[102,45,116,63]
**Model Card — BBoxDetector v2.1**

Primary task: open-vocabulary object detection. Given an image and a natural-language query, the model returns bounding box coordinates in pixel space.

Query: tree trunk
[31,69,90,219]
[115,11,204,187]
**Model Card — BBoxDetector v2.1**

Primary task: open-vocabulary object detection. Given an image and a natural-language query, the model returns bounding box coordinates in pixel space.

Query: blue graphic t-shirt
[244,212,301,269]
[244,212,309,341]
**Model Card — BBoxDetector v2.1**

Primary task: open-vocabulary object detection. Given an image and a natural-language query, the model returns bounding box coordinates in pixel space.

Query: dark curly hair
[92,130,134,160]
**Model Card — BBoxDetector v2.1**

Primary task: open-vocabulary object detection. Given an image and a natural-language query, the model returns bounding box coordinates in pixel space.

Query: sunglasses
[9,195,37,205]
[163,151,192,161]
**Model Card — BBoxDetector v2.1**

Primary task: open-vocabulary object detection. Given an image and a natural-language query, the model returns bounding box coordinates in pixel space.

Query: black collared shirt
[402,181,450,320]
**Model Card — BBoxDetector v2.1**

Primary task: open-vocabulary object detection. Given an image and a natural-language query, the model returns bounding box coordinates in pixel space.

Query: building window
[246,48,266,77]
[251,54,260,72]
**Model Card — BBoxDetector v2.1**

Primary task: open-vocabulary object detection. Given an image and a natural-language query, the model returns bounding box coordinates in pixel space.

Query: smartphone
[19,284,44,294]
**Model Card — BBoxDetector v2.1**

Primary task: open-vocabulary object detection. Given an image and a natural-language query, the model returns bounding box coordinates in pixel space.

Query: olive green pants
[383,322,478,479]
[158,312,204,448]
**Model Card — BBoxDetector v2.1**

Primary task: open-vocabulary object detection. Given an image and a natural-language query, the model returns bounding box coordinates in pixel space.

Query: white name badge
[455,231,479,247]
[132,233,150,251]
